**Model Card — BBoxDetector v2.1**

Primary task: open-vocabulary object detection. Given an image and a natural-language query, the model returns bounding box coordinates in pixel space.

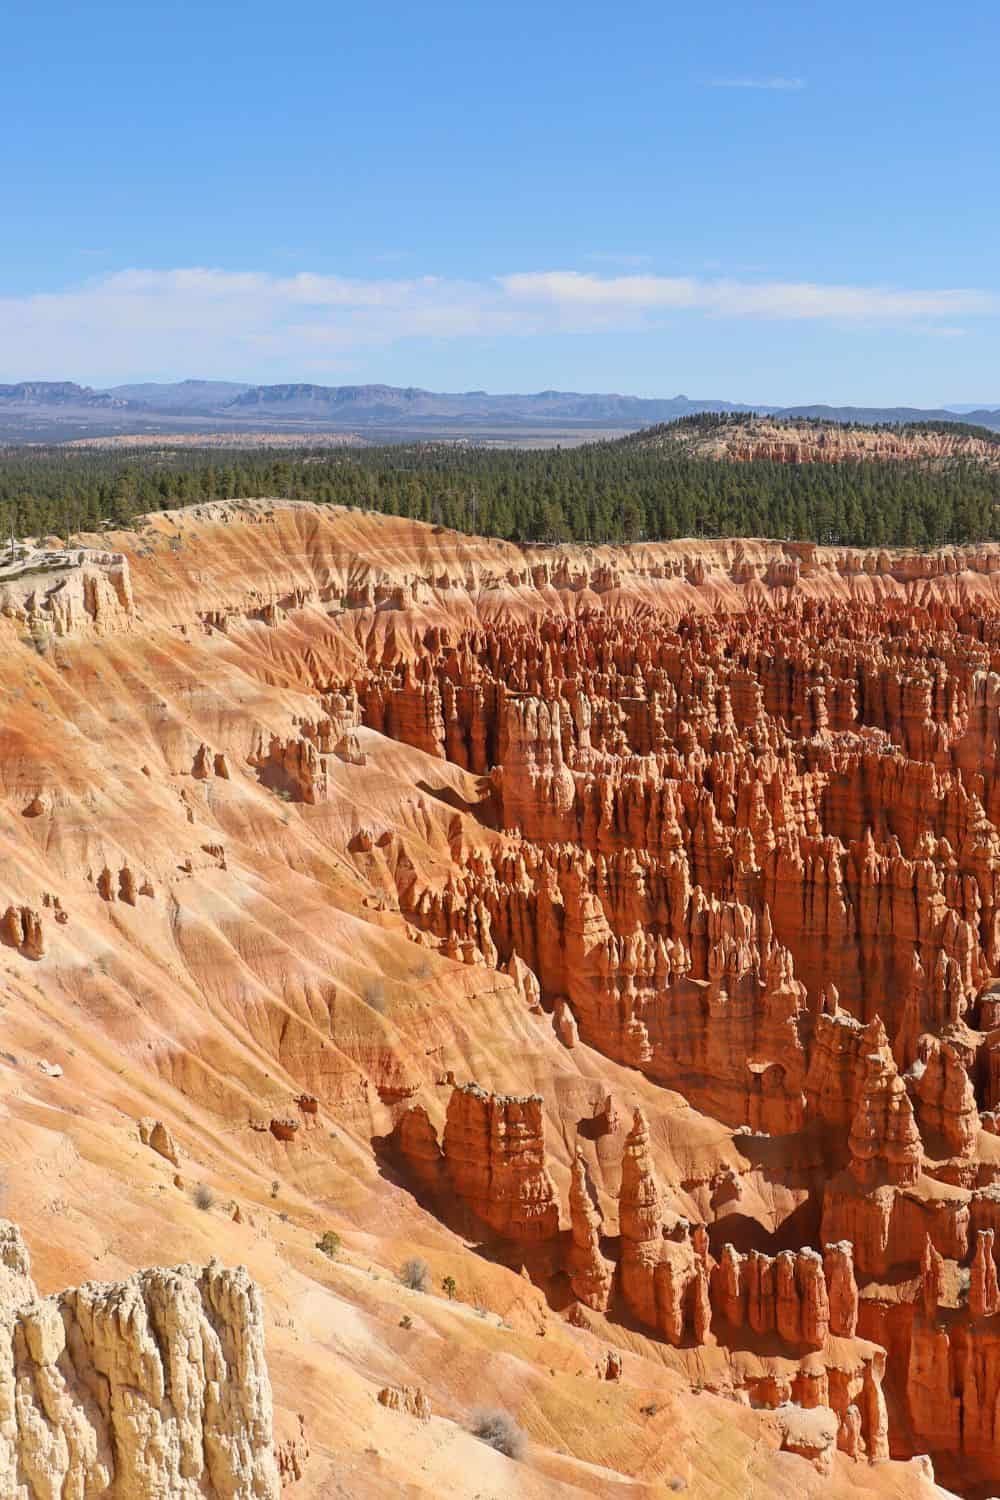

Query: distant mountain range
[1,379,999,443]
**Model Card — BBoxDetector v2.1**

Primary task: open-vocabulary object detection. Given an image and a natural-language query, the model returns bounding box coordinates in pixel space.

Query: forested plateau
[3,414,1000,550]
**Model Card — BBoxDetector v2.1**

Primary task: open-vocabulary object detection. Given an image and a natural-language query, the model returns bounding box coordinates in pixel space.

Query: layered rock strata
[0,1220,280,1499]
[334,566,1000,1486]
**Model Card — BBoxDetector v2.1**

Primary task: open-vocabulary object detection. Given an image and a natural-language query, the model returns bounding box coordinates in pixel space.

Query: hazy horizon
[4,376,1000,415]
[7,1,1000,404]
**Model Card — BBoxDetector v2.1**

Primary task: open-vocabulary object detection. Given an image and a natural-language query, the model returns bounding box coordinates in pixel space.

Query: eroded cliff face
[0,1219,279,1500]
[651,417,1000,467]
[7,502,1000,1498]
[318,516,1000,1492]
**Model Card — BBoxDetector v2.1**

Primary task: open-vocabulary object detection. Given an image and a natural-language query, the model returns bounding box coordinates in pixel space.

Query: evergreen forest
[2,416,999,551]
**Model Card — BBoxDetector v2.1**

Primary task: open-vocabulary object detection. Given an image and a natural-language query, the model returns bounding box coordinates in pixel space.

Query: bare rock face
[441,1082,560,1241]
[1,905,45,960]
[823,1241,859,1337]
[667,416,1000,468]
[711,1243,842,1350]
[333,544,1000,1481]
[505,953,542,1013]
[920,1233,946,1321]
[848,1049,922,1188]
[0,1222,36,1310]
[567,1149,613,1311]
[394,1104,446,1196]
[912,1037,979,1158]
[969,1228,1000,1319]
[617,1108,665,1330]
[618,1109,709,1345]
[377,1385,431,1420]
[0,547,133,638]
[138,1116,180,1165]
[775,1403,839,1476]
[0,1220,280,1498]
[553,997,578,1048]
[274,1414,309,1486]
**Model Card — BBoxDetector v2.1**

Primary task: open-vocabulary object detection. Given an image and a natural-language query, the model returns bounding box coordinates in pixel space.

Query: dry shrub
[399,1257,429,1291]
[470,1407,525,1460]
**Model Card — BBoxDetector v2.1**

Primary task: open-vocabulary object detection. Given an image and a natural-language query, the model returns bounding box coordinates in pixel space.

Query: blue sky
[4,0,1000,403]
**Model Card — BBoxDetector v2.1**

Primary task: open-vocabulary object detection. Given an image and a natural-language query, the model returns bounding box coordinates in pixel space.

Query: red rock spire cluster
[339,581,1000,1485]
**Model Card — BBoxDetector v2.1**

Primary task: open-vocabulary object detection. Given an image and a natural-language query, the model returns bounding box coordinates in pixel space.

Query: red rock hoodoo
[324,522,1000,1495]
[14,506,1000,1496]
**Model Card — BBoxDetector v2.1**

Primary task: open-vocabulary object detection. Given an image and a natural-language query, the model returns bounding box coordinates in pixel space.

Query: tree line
[0,427,998,550]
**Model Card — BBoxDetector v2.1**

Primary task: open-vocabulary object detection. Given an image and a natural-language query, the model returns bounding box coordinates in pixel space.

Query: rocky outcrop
[138,1116,180,1165]
[898,1228,1000,1478]
[394,1105,446,1196]
[274,1414,309,1487]
[441,1083,560,1241]
[969,1227,1000,1318]
[18,506,1000,1495]
[618,1109,709,1345]
[912,1036,979,1159]
[377,1385,431,1420]
[0,547,133,637]
[654,416,1000,467]
[775,1404,839,1475]
[848,1048,922,1188]
[0,1220,280,1498]
[1,906,45,960]
[823,1241,859,1336]
[0,1222,36,1310]
[711,1245,831,1349]
[567,1150,613,1311]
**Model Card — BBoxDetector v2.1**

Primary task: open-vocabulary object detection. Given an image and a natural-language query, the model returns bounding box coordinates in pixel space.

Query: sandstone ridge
[644,417,1000,467]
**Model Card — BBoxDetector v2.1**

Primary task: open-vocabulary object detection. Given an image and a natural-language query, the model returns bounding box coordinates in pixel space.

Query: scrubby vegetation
[315,1231,341,1260]
[470,1408,526,1460]
[399,1257,430,1292]
[1,418,999,549]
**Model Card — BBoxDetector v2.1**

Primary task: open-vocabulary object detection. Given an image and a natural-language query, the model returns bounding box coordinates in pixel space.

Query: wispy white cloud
[0,266,996,381]
[709,76,805,91]
[501,271,1000,322]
